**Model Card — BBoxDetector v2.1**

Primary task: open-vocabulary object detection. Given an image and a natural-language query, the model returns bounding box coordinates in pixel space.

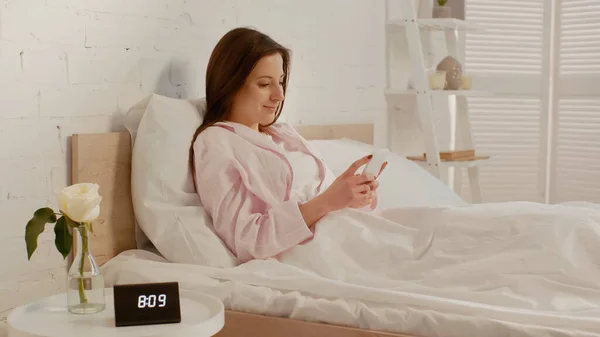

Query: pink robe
[193,121,336,263]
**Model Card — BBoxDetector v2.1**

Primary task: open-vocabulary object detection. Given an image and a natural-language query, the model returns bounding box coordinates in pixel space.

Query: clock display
[137,294,167,308]
[113,282,181,327]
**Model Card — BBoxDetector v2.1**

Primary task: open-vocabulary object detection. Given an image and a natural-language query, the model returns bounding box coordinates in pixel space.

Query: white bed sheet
[102,201,600,337]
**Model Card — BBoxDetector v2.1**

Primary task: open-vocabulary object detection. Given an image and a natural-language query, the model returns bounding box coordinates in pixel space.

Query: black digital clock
[113,281,182,327]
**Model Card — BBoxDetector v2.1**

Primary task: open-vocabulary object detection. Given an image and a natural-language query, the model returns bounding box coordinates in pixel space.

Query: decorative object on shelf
[428,150,475,160]
[417,0,434,18]
[25,182,106,315]
[428,70,446,90]
[432,0,452,18]
[407,150,490,163]
[461,73,473,90]
[436,55,463,90]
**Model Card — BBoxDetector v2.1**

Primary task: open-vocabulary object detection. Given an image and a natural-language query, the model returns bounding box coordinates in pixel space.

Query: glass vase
[67,225,106,314]
[432,6,452,18]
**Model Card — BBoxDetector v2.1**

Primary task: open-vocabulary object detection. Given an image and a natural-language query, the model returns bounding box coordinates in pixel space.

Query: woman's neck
[225,118,260,132]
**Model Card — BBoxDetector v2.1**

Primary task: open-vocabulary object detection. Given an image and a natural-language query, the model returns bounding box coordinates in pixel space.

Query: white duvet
[102,201,600,337]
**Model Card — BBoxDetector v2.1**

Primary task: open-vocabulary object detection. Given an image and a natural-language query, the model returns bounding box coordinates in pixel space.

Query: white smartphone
[361,149,389,177]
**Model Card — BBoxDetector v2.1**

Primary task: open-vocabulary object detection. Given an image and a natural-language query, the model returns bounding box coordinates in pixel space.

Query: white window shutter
[550,0,600,203]
[463,0,550,202]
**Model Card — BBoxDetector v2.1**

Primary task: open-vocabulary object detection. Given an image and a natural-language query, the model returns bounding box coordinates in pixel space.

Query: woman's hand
[299,156,389,227]
[320,155,377,212]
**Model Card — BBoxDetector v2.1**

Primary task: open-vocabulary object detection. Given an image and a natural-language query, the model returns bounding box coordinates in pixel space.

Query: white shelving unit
[386,18,483,31]
[385,89,493,97]
[384,0,491,203]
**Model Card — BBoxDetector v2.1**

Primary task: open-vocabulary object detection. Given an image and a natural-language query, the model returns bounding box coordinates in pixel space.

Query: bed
[71,94,600,337]
[71,124,414,337]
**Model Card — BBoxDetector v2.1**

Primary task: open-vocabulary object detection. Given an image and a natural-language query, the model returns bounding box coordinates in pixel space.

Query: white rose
[57,183,102,223]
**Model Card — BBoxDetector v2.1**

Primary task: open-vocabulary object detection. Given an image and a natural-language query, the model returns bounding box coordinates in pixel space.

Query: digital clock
[113,281,181,327]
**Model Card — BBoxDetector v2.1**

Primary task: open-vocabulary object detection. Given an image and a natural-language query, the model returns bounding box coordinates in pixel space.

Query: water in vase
[67,275,106,314]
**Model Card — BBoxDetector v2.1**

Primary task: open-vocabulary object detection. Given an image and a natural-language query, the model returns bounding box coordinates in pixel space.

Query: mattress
[102,201,600,337]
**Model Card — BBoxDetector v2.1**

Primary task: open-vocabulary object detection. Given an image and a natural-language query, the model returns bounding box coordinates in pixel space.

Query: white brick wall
[67,49,141,84]
[0,0,386,333]
[3,1,86,46]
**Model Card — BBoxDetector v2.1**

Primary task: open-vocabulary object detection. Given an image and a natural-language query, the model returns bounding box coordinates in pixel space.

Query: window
[463,0,549,202]
[550,0,600,203]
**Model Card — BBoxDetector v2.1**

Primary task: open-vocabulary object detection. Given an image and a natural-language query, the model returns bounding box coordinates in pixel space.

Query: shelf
[385,89,493,97]
[407,154,491,168]
[386,18,483,32]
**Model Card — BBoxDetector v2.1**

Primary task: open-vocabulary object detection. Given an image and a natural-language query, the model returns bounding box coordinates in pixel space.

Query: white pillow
[307,139,467,208]
[124,95,207,146]
[130,94,239,267]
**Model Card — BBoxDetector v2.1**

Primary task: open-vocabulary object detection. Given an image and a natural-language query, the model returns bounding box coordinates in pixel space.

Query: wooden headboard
[71,124,374,266]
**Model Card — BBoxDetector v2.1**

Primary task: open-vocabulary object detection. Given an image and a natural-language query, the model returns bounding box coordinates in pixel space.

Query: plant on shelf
[25,183,106,315]
[433,0,452,18]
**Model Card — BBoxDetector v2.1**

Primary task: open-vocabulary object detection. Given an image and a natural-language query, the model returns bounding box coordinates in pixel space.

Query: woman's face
[229,53,285,129]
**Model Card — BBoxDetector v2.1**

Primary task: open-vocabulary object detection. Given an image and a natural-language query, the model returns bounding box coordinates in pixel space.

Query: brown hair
[189,27,291,190]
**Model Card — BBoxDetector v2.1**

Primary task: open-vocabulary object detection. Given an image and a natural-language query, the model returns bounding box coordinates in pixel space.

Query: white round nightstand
[7,288,224,337]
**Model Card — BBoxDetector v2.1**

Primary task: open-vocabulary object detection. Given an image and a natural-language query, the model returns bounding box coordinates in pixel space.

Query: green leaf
[53,217,72,259]
[25,208,57,260]
[64,216,79,229]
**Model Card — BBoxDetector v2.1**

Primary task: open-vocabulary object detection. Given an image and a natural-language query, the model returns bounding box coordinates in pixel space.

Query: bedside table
[7,287,224,337]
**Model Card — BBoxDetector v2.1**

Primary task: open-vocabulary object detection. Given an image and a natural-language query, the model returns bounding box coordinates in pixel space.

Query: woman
[189,27,386,263]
